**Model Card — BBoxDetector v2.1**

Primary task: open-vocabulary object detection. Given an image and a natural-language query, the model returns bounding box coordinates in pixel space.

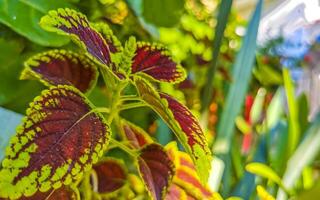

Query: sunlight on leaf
[256,185,275,200]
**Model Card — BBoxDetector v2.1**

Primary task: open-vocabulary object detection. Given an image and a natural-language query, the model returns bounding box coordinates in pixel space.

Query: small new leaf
[134,77,212,184]
[0,85,110,199]
[21,50,98,93]
[138,144,175,200]
[131,42,186,83]
[121,119,153,149]
[118,37,137,74]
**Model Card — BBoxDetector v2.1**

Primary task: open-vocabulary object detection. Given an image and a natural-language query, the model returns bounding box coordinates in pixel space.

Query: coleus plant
[0,8,213,199]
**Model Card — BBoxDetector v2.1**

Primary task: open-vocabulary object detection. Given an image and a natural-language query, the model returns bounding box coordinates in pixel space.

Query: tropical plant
[0,8,214,200]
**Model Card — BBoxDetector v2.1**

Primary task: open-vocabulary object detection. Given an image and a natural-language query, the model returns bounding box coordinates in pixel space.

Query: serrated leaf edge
[20,49,98,94]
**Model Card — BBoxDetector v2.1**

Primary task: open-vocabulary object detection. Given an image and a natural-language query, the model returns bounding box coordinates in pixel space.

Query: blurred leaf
[250,88,266,124]
[227,197,243,200]
[126,0,143,15]
[0,38,44,113]
[235,116,251,134]
[88,86,110,108]
[302,167,313,190]
[0,107,22,162]
[19,0,75,13]
[232,136,267,199]
[267,121,288,174]
[297,94,309,134]
[213,0,262,153]
[0,0,70,46]
[265,89,284,130]
[253,63,282,86]
[155,118,173,146]
[201,0,233,112]
[298,179,320,200]
[142,0,184,27]
[256,185,275,200]
[283,68,300,156]
[246,162,285,190]
[277,113,320,200]
[126,0,159,37]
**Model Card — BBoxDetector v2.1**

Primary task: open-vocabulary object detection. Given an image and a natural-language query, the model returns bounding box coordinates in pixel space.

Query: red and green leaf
[40,8,112,67]
[165,142,220,200]
[165,184,187,200]
[131,42,186,83]
[121,119,153,149]
[93,23,122,54]
[137,143,175,200]
[20,50,98,93]
[134,77,212,184]
[0,85,110,199]
[91,158,127,194]
[20,186,79,200]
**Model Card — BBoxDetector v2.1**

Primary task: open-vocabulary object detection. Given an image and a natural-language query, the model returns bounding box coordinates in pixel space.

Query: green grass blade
[212,1,263,195]
[201,0,233,112]
[283,68,300,156]
[246,162,287,191]
[213,0,263,153]
[277,114,320,200]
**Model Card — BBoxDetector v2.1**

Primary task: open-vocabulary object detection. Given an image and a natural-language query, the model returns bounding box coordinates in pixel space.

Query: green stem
[113,115,127,140]
[107,81,128,124]
[119,101,146,111]
[93,107,110,114]
[79,172,93,200]
[108,140,132,150]
[110,138,137,158]
[283,68,300,156]
[90,170,99,192]
[120,95,140,102]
